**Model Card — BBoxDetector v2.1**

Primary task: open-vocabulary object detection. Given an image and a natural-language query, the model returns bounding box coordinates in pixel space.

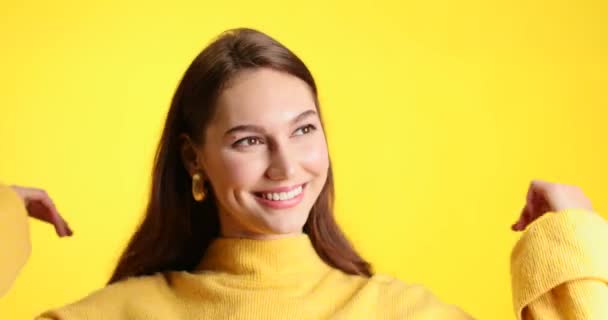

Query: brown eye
[294,124,317,136]
[233,137,263,147]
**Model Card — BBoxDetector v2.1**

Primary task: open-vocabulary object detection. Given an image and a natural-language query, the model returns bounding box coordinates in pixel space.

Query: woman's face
[192,68,329,239]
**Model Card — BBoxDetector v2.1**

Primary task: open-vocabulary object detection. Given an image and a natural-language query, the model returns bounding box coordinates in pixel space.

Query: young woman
[2,28,607,319]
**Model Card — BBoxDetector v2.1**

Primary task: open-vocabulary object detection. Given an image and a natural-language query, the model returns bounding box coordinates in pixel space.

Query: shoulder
[367,273,433,301]
[368,273,473,319]
[37,273,174,319]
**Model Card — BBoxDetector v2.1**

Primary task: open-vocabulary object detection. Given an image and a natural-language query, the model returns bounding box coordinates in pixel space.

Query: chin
[263,216,307,235]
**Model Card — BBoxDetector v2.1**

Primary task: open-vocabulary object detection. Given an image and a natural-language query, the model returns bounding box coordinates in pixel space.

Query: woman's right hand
[9,185,73,237]
[511,179,594,231]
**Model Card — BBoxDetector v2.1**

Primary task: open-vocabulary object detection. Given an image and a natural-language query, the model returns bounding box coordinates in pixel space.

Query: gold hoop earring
[192,173,207,202]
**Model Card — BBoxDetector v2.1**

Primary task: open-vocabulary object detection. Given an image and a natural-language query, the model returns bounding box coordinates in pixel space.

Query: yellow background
[1,0,607,318]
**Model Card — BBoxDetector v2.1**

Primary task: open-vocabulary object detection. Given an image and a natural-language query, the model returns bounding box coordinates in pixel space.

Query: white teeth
[260,185,303,201]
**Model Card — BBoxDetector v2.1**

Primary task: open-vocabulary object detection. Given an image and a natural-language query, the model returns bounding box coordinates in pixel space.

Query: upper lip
[254,183,306,194]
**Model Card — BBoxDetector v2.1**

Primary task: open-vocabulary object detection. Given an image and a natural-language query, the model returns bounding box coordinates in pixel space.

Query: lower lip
[253,184,306,209]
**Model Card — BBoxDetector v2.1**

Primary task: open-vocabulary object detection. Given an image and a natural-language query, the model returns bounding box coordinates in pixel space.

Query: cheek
[208,151,265,190]
[299,134,330,173]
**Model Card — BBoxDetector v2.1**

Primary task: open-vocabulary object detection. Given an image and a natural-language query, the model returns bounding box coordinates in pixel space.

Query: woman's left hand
[511,179,594,231]
[9,185,73,237]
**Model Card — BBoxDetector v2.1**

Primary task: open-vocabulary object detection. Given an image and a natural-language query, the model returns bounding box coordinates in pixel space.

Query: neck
[219,232,305,240]
[196,233,330,277]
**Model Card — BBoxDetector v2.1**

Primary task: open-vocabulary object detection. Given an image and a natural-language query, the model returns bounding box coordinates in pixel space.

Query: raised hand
[9,185,73,237]
[512,179,594,231]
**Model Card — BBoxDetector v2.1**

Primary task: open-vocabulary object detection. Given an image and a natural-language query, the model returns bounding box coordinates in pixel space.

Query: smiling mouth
[252,183,307,201]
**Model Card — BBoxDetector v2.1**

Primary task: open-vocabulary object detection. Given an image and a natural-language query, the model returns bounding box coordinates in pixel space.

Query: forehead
[211,68,316,127]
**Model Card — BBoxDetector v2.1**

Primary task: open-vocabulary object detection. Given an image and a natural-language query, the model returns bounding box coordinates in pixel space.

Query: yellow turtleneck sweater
[1,184,607,319]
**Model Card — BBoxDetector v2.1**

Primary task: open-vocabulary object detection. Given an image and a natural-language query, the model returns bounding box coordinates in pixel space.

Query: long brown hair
[108,28,372,284]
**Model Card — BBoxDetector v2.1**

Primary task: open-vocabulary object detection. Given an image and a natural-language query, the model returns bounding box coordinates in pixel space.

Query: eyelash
[233,124,317,148]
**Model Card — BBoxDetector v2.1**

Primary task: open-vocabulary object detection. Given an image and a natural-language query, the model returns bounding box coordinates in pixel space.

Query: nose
[265,141,295,181]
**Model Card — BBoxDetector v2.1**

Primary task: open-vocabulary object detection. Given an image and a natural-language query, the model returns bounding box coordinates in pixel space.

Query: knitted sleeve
[0,184,31,297]
[510,208,608,319]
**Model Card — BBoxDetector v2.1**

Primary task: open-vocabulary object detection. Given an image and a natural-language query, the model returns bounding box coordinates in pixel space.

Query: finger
[52,215,71,237]
[511,219,526,231]
[526,182,535,202]
[531,179,554,189]
[512,206,532,231]
[531,180,555,201]
[37,191,73,237]
[529,185,554,215]
[512,208,526,231]
[59,218,73,237]
[512,214,529,231]
[64,221,73,236]
[513,183,538,232]
[54,217,71,237]
[39,197,70,237]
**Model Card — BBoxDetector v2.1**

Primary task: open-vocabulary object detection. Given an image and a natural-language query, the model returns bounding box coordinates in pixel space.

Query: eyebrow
[224,109,318,137]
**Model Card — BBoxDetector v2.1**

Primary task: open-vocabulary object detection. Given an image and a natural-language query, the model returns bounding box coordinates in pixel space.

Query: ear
[179,133,203,177]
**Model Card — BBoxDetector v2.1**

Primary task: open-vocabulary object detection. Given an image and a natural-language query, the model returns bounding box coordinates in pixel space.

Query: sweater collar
[195,233,330,277]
